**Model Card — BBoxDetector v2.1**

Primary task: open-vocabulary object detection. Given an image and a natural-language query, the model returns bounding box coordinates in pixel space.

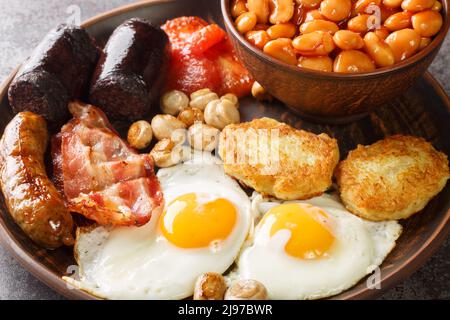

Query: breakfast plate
[0,0,449,300]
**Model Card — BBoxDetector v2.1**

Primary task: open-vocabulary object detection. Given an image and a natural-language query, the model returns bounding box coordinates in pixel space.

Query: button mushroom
[127,120,153,149]
[193,272,227,300]
[225,279,269,300]
[189,88,219,110]
[151,114,187,141]
[188,123,220,152]
[177,107,204,127]
[204,99,240,130]
[150,138,187,168]
[160,90,189,116]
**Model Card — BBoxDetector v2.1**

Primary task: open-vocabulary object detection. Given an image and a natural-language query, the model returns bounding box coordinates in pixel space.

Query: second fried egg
[229,193,402,300]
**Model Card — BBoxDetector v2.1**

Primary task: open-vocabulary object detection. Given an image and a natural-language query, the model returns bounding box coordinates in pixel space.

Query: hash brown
[335,135,450,221]
[218,118,339,200]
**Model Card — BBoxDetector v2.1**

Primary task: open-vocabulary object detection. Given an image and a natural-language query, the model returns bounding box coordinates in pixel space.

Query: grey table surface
[0,0,449,300]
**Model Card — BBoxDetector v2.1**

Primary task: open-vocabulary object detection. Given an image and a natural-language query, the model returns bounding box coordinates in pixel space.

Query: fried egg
[67,153,252,299]
[228,193,402,300]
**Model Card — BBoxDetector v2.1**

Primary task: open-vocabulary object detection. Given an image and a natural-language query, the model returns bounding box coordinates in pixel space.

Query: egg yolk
[160,193,237,248]
[264,203,335,260]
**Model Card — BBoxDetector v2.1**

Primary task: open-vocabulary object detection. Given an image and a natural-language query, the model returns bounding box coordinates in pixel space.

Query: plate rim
[0,0,449,300]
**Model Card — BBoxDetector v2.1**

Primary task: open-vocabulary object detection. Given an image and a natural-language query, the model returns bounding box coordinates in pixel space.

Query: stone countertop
[0,0,449,300]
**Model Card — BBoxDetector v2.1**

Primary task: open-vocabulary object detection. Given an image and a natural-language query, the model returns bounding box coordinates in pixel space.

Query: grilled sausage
[0,112,74,248]
[8,24,98,126]
[90,18,169,121]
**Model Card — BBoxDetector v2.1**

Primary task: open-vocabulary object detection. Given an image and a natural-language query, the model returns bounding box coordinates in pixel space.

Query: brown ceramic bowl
[222,0,450,124]
[0,0,449,300]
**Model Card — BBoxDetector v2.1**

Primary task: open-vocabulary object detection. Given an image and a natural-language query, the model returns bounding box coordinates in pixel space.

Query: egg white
[67,153,253,300]
[228,193,402,300]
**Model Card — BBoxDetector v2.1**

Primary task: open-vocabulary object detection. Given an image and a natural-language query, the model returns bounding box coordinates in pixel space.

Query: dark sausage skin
[90,18,169,121]
[0,112,74,248]
[8,24,98,126]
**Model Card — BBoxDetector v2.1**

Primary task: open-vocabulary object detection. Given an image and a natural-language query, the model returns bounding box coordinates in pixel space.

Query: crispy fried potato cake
[218,118,339,200]
[335,135,450,221]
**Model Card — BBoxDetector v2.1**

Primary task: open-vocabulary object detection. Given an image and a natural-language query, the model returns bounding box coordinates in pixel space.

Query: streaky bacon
[52,101,163,227]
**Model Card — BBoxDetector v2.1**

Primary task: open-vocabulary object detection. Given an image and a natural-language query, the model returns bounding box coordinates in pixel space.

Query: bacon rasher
[52,101,163,226]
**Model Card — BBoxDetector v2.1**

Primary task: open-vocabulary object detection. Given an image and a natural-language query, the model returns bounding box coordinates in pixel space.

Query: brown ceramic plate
[0,0,449,300]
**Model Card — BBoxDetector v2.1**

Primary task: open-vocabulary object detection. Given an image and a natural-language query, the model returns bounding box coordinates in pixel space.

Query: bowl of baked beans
[221,0,449,123]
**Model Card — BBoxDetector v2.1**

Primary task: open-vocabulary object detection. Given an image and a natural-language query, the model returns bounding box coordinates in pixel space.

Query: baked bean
[320,0,352,22]
[419,37,432,50]
[431,1,442,11]
[299,0,322,9]
[269,0,295,24]
[231,0,248,18]
[263,38,298,65]
[333,30,364,50]
[267,23,297,39]
[298,56,333,71]
[383,0,403,8]
[305,9,324,22]
[374,26,390,39]
[248,0,270,23]
[347,14,374,33]
[411,10,443,37]
[292,31,335,56]
[300,20,339,34]
[333,50,376,72]
[246,30,271,49]
[364,32,395,67]
[236,12,258,34]
[384,11,413,31]
[401,0,435,11]
[354,0,381,15]
[385,28,420,62]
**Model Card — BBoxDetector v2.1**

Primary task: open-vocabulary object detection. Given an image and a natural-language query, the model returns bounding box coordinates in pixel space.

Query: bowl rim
[0,0,449,301]
[221,0,450,80]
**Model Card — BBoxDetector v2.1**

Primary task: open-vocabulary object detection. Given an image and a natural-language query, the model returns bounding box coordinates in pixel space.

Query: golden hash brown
[335,135,450,221]
[218,118,339,200]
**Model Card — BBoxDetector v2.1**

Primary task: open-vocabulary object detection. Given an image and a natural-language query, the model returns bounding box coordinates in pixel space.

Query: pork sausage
[8,24,98,126]
[0,112,74,248]
[89,18,169,121]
